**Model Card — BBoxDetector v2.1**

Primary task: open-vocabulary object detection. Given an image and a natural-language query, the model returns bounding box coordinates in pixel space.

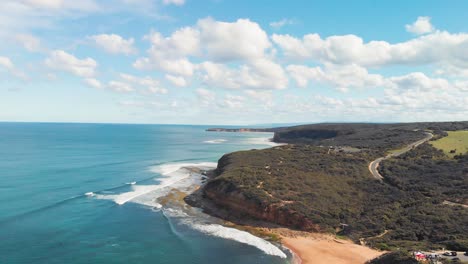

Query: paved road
[422,251,468,263]
[368,132,434,181]
[443,200,468,208]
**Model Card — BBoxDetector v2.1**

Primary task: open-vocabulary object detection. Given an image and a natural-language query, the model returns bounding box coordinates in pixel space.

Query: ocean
[0,123,291,264]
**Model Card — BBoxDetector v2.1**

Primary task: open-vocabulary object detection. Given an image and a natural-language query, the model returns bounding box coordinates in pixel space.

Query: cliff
[203,153,319,231]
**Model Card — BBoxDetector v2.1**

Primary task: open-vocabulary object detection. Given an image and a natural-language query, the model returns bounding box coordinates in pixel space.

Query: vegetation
[379,143,468,204]
[200,122,468,253]
[273,122,468,153]
[429,130,468,157]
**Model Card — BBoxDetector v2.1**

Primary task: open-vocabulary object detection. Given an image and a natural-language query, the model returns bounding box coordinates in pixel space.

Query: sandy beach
[281,234,385,264]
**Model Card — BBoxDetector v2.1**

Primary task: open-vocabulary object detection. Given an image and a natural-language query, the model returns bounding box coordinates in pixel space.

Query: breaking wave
[162,207,287,259]
[244,137,285,147]
[192,223,287,258]
[92,162,216,206]
[203,139,227,144]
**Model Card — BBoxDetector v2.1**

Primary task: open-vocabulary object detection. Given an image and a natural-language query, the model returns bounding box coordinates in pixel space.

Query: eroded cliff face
[201,154,319,231]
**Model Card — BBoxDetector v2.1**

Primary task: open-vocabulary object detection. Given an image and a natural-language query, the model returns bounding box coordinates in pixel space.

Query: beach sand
[281,235,385,264]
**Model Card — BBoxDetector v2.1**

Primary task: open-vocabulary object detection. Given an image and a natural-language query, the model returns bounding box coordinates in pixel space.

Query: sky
[0,0,467,125]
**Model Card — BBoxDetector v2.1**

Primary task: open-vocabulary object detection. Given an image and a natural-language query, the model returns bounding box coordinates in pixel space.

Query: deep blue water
[0,123,291,264]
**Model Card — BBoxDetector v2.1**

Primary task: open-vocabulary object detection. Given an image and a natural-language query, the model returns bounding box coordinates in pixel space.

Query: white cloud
[405,16,435,35]
[134,57,195,77]
[84,78,102,89]
[272,31,468,69]
[222,94,245,109]
[387,72,451,91]
[0,56,14,70]
[21,0,99,11]
[165,74,187,87]
[133,27,199,76]
[162,0,185,6]
[116,73,168,94]
[199,59,288,90]
[287,63,384,90]
[45,50,97,78]
[15,33,41,52]
[0,56,27,80]
[196,88,216,106]
[135,17,273,75]
[197,18,272,62]
[108,81,135,92]
[90,34,137,55]
[269,18,295,29]
[244,89,274,108]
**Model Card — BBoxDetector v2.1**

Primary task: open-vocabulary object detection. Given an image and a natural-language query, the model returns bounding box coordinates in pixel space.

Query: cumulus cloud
[133,27,199,76]
[197,18,272,62]
[134,18,273,76]
[134,18,286,90]
[90,34,137,55]
[387,72,451,91]
[45,50,97,78]
[287,63,384,91]
[199,59,288,90]
[165,74,187,87]
[405,16,435,35]
[272,31,468,69]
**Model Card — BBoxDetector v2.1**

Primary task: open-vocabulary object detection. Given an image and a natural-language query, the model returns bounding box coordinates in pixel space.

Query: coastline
[182,137,385,264]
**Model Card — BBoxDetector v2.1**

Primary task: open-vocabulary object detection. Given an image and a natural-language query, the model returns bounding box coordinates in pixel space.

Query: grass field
[430,130,468,157]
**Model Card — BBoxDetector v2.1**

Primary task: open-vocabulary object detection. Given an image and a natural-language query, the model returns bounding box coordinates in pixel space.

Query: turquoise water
[0,123,291,264]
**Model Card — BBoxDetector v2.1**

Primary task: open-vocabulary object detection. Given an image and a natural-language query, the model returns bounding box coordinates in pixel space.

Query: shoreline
[183,169,385,264]
[178,136,385,264]
[280,234,385,264]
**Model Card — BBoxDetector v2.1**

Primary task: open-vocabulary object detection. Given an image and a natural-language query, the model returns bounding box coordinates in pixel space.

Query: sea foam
[162,208,287,259]
[203,139,227,144]
[193,223,287,258]
[95,162,217,206]
[244,137,285,147]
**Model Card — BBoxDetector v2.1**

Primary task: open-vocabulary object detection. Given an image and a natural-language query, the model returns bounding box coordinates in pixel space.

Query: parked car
[464,251,468,256]
[443,251,457,256]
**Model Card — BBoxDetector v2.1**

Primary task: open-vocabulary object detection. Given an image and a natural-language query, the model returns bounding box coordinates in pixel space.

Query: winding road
[368,132,434,181]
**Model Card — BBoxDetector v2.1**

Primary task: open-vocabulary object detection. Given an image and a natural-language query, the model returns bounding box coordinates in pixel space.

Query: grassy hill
[430,130,468,157]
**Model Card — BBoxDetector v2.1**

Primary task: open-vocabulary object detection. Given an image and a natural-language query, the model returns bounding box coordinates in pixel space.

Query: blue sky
[1,0,467,125]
